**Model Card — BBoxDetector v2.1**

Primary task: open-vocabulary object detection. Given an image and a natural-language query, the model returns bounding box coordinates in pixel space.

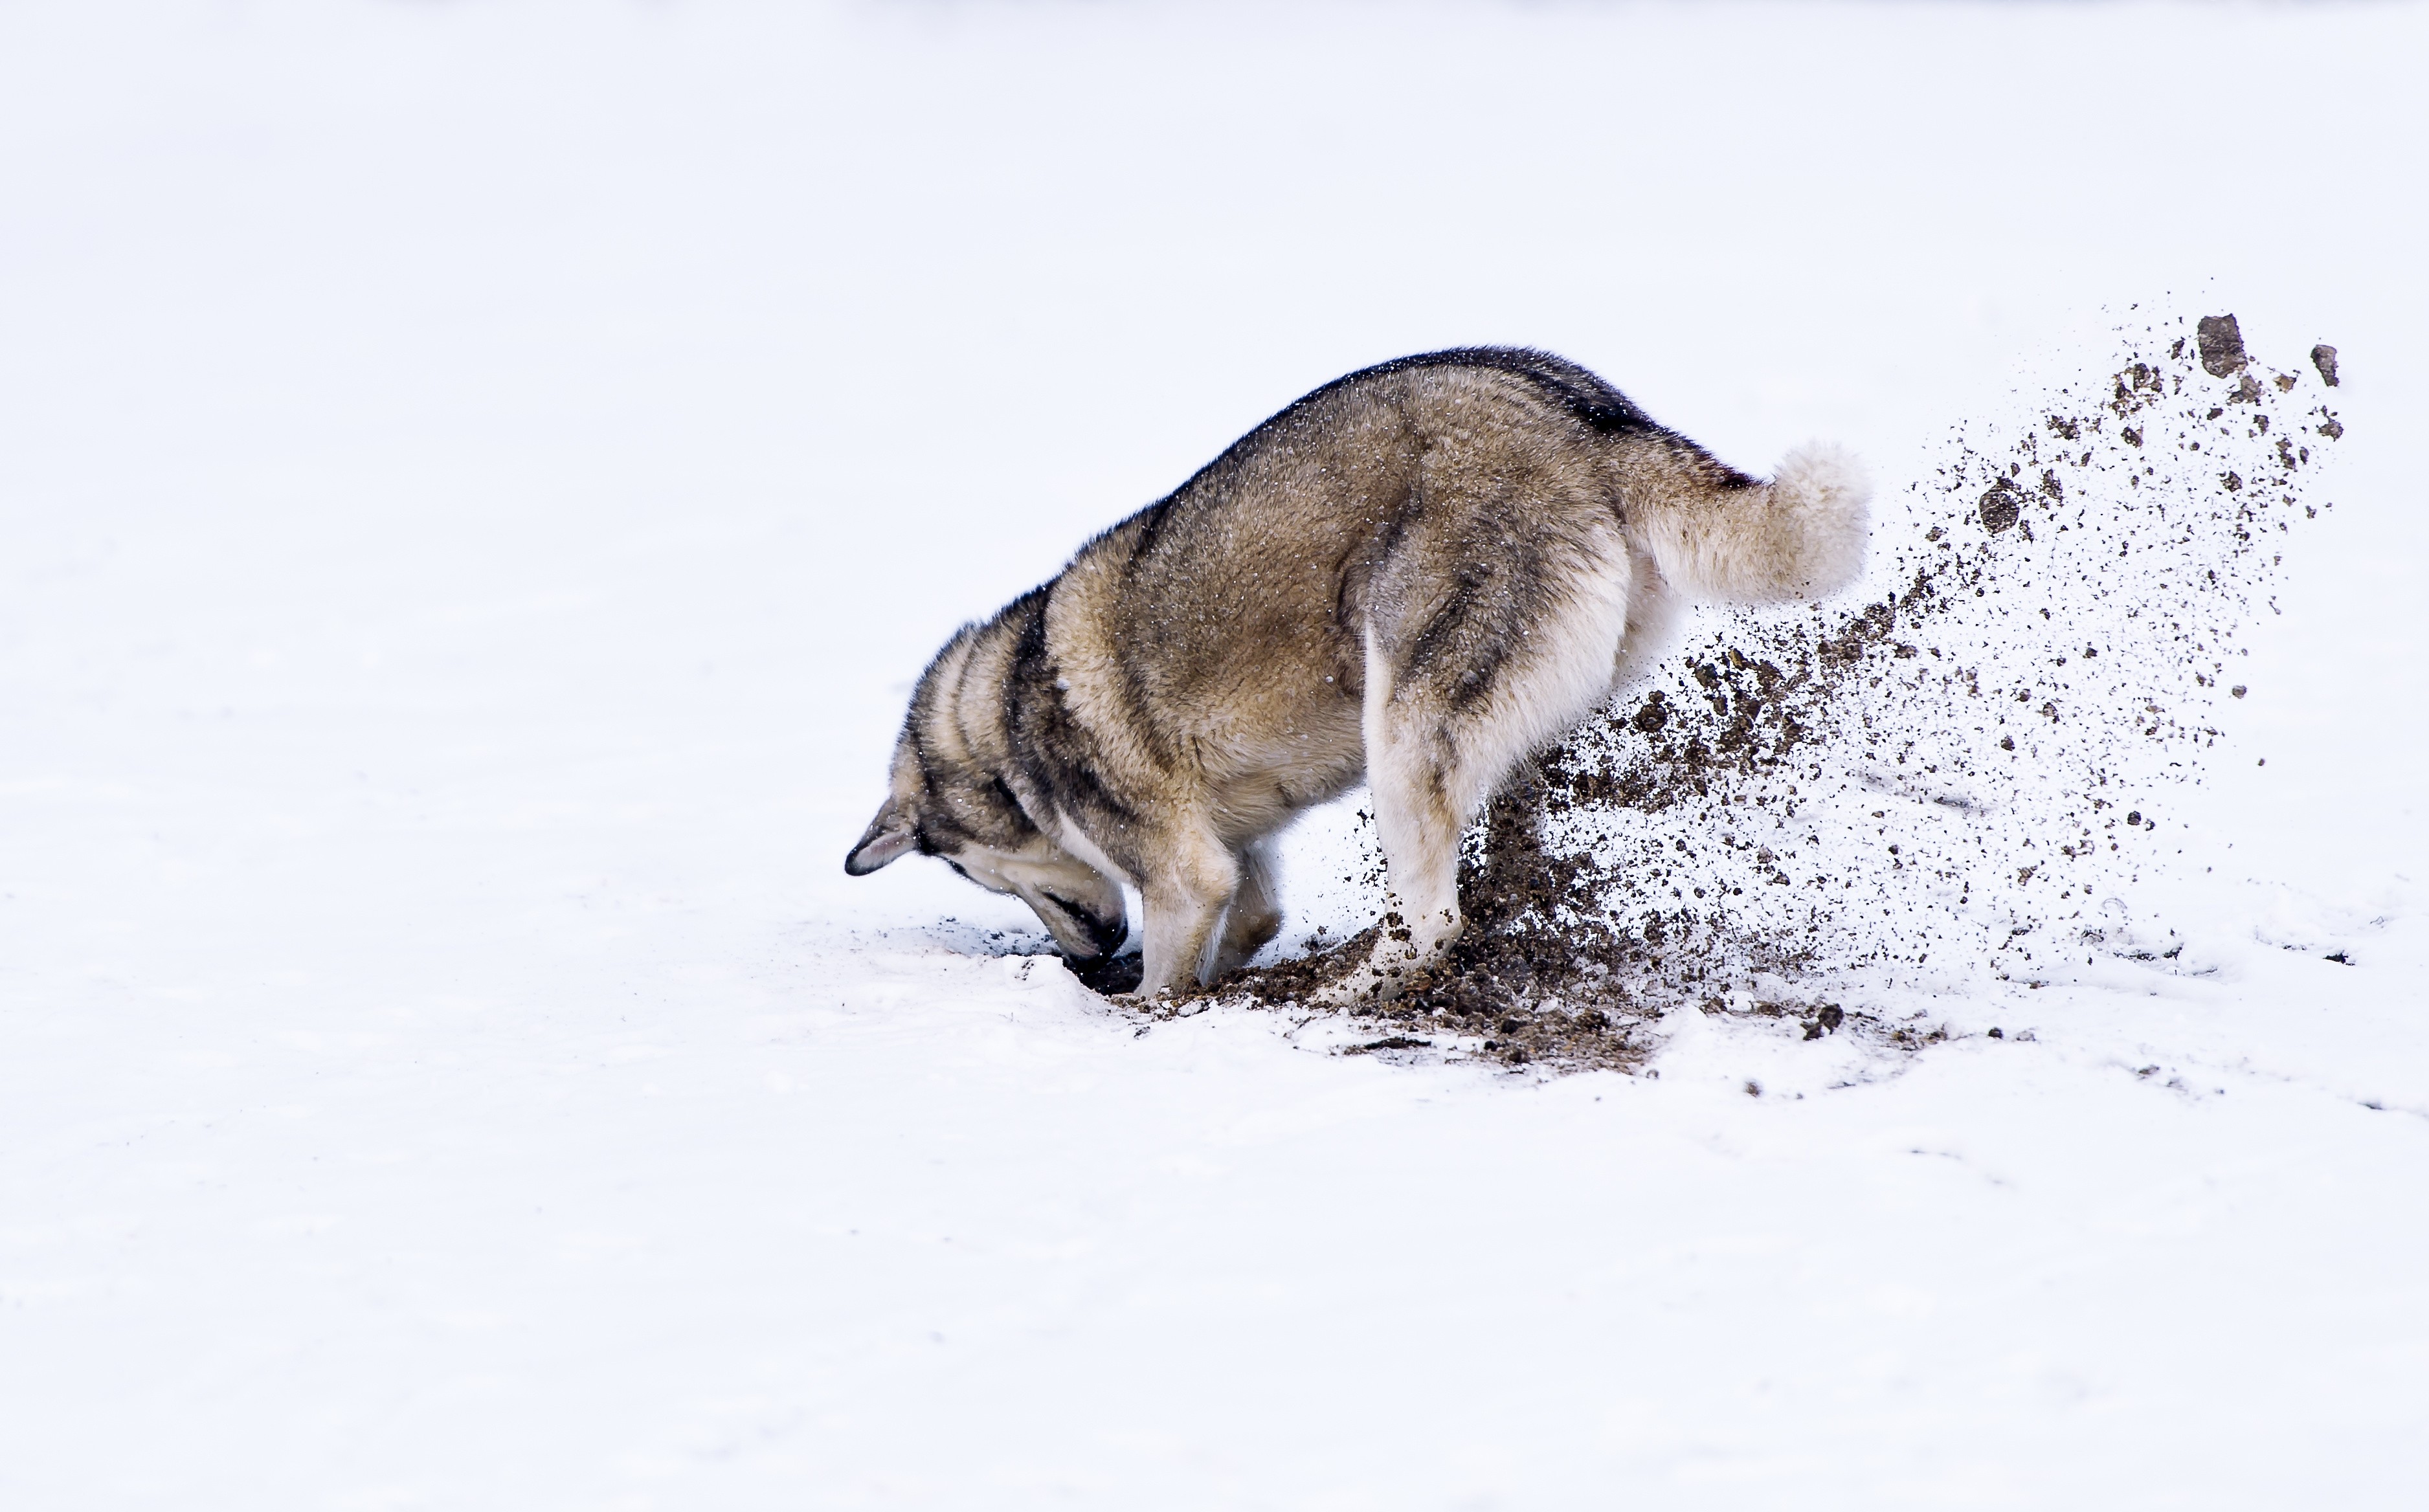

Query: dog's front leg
[1133,833,1239,998]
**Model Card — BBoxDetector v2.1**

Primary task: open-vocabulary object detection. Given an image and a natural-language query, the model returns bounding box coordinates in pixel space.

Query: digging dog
[846,349,1870,999]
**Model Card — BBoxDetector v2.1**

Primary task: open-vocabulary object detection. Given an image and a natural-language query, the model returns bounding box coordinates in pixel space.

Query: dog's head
[845,739,1128,962]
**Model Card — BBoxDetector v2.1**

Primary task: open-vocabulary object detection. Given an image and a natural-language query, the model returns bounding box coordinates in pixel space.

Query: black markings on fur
[1000,587,1148,877]
[1041,890,1128,958]
[889,601,1049,858]
[988,773,1029,825]
[1356,348,1658,436]
[1399,562,1495,694]
[1117,498,1175,569]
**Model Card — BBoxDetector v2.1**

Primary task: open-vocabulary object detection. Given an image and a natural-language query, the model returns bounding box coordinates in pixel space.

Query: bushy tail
[1631,443,1872,605]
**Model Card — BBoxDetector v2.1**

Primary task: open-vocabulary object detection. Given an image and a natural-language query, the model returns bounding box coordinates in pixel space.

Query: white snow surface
[5,2,2428,1506]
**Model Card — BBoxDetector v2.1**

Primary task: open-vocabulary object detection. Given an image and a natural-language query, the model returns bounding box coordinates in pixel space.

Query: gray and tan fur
[847,349,1869,1000]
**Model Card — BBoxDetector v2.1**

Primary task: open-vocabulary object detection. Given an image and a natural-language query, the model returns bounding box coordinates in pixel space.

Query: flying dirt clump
[1194,312,2345,1072]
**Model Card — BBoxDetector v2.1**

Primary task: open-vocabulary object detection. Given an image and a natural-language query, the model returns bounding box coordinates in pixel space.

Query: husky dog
[847,349,1868,1000]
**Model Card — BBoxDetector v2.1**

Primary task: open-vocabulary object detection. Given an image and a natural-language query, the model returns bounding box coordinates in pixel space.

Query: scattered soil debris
[2311,343,2339,387]
[1167,312,2340,1074]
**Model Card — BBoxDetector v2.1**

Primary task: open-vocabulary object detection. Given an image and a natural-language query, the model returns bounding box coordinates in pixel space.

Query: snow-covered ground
[5,2,2426,1506]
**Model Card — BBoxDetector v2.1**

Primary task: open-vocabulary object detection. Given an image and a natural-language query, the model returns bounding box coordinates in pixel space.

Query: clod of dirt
[1979,485,2022,534]
[2197,314,2248,376]
[1343,1036,1431,1055]
[2311,343,2340,387]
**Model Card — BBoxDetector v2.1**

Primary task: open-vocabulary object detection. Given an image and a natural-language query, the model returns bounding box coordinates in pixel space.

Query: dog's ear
[844,800,918,875]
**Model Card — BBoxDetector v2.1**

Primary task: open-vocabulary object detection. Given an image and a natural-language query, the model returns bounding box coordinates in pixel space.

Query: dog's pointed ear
[845,800,918,876]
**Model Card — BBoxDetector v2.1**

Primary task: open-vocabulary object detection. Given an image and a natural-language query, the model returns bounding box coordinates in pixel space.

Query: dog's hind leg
[1328,532,1635,1005]
[1134,823,1239,999]
[1209,838,1283,979]
[1346,644,1492,999]
[1609,545,1683,693]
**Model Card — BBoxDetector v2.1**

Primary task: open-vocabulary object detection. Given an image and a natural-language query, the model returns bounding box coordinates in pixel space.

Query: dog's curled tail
[1631,443,1872,605]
